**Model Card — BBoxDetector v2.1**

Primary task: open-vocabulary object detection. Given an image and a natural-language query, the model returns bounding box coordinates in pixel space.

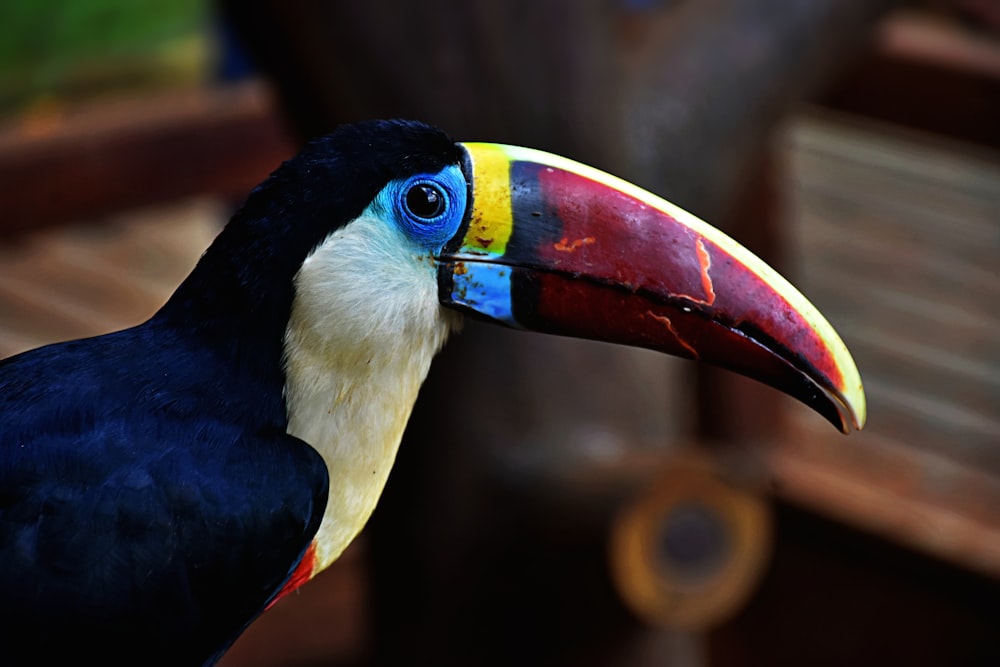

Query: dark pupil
[406,184,444,219]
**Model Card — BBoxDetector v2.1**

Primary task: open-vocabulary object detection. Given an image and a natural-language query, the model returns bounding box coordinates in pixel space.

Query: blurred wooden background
[0,2,998,665]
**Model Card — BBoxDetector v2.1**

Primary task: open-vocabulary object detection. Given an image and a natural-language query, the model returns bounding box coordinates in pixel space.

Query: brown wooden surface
[820,9,1000,149]
[709,502,1000,666]
[0,81,295,236]
[767,112,1000,580]
[0,199,219,357]
[1,5,997,665]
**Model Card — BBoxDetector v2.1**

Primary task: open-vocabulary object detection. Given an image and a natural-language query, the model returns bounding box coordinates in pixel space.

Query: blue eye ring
[401,179,449,222]
[376,165,466,251]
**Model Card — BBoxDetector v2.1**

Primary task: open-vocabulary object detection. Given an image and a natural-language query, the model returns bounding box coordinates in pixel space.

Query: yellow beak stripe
[459,143,515,258]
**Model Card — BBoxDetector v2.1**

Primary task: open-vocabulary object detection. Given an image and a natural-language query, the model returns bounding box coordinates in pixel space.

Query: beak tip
[849,395,868,433]
[834,382,867,434]
[455,141,870,437]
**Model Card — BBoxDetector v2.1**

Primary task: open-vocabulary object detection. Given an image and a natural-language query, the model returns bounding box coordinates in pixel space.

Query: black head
[159,119,463,332]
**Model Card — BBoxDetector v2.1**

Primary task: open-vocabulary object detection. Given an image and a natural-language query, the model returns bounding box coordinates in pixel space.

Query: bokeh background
[0,1,998,665]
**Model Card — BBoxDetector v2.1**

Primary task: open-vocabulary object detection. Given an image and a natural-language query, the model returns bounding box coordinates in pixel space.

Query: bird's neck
[281,218,460,573]
[282,335,436,572]
[155,213,314,408]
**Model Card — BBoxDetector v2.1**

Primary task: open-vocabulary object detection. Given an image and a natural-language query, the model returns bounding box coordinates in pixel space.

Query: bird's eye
[382,166,466,251]
[405,183,446,220]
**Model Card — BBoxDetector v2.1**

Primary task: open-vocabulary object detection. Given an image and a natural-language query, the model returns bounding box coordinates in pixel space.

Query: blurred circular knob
[610,452,772,630]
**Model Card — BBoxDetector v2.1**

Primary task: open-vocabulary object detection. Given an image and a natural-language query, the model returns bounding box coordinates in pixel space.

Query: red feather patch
[267,541,317,609]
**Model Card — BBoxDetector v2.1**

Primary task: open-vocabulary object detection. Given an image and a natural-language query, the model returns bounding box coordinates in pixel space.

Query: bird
[0,119,864,665]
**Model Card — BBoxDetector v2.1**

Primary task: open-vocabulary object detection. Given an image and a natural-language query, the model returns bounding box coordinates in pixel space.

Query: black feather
[0,119,460,665]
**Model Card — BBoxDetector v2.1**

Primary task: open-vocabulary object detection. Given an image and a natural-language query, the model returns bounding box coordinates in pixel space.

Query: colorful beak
[437,143,866,433]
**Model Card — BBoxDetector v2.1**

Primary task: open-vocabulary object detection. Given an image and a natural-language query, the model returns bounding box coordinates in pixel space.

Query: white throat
[282,214,459,573]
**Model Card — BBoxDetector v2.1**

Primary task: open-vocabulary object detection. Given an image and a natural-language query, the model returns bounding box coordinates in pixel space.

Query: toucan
[0,119,864,665]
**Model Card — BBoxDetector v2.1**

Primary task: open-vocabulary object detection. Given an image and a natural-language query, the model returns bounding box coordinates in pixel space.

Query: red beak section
[438,143,866,433]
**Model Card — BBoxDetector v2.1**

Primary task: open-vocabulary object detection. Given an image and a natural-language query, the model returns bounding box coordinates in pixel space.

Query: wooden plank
[765,416,1000,580]
[0,200,220,357]
[0,81,295,236]
[764,112,1000,578]
[709,502,1000,666]
[820,10,1000,149]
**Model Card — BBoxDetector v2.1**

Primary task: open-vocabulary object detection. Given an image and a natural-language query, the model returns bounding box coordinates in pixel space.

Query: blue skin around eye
[369,164,519,328]
[371,165,468,253]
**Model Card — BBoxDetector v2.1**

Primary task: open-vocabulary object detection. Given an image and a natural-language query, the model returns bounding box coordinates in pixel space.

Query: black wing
[0,334,329,666]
